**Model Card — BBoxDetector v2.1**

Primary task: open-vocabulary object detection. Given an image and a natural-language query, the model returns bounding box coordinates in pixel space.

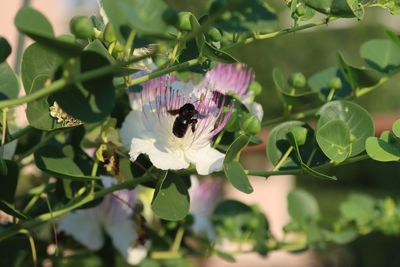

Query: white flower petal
[105,219,148,265]
[126,241,151,265]
[57,212,104,250]
[130,137,190,170]
[186,145,224,175]
[240,92,264,121]
[250,101,264,121]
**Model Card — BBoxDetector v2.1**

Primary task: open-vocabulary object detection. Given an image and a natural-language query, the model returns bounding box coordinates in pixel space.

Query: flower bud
[162,8,179,26]
[208,27,222,42]
[350,133,357,143]
[288,126,308,146]
[178,12,192,31]
[241,113,261,135]
[288,72,306,89]
[328,77,342,90]
[70,16,94,39]
[225,109,240,132]
[295,5,307,17]
[249,81,262,96]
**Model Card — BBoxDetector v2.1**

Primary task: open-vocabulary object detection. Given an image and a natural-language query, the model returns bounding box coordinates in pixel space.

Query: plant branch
[222,17,339,51]
[261,107,319,127]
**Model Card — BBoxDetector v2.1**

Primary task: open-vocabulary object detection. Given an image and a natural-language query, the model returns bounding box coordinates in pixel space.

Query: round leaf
[21,43,60,93]
[0,62,20,101]
[316,100,374,156]
[393,119,400,138]
[52,51,115,123]
[365,137,400,162]
[151,172,190,221]
[0,37,11,63]
[360,39,400,74]
[308,67,352,101]
[288,189,319,227]
[316,119,351,163]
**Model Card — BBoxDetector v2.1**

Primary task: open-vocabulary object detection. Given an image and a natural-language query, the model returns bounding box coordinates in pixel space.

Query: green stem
[128,58,200,86]
[1,108,7,157]
[171,226,185,253]
[0,52,156,110]
[16,130,59,164]
[222,17,338,51]
[19,229,37,267]
[9,125,34,143]
[306,146,318,166]
[355,76,390,98]
[246,153,370,178]
[43,194,58,256]
[0,175,155,242]
[169,31,181,65]
[327,88,336,102]
[261,108,319,127]
[272,146,294,171]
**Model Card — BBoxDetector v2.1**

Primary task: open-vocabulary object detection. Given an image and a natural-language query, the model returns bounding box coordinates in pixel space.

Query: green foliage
[223,134,253,194]
[151,172,190,221]
[0,37,11,63]
[0,62,20,101]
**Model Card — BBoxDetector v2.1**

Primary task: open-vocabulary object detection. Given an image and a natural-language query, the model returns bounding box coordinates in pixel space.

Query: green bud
[295,5,307,17]
[104,23,116,42]
[241,113,261,135]
[350,133,357,143]
[222,217,235,230]
[247,217,259,230]
[249,81,262,96]
[328,77,342,90]
[70,16,94,39]
[0,37,11,63]
[288,72,306,89]
[166,221,178,230]
[178,12,192,31]
[225,109,241,132]
[162,8,179,26]
[208,27,222,42]
[288,126,308,146]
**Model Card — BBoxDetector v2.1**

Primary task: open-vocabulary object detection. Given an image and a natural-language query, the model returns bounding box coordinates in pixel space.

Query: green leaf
[52,50,115,123]
[201,42,237,64]
[0,200,28,219]
[308,67,352,101]
[384,28,400,48]
[360,39,400,74]
[223,134,253,194]
[15,7,82,57]
[26,75,66,130]
[286,130,337,180]
[267,121,328,170]
[304,0,363,18]
[0,37,11,63]
[337,52,381,92]
[365,136,400,162]
[279,90,319,105]
[0,160,19,203]
[214,0,277,33]
[216,251,236,262]
[272,67,285,92]
[392,119,400,138]
[34,144,100,181]
[316,100,374,156]
[0,62,20,101]
[324,228,358,244]
[287,189,319,227]
[21,43,60,93]
[102,0,168,44]
[151,171,190,221]
[316,119,351,163]
[340,193,377,226]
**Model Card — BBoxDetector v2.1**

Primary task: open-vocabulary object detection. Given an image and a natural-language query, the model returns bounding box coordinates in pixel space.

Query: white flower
[199,63,264,121]
[188,176,222,241]
[120,75,233,175]
[57,176,149,265]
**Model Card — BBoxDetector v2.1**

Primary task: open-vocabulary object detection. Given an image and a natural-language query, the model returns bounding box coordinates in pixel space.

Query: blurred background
[1,0,400,266]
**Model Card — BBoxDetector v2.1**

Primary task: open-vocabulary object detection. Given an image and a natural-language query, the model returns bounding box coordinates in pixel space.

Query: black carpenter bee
[168,103,200,138]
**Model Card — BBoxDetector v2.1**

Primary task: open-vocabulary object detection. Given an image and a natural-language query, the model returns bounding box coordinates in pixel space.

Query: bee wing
[194,113,208,119]
[167,109,180,115]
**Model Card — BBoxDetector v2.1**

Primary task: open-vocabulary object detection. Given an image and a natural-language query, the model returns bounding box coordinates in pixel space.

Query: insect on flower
[120,75,234,175]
